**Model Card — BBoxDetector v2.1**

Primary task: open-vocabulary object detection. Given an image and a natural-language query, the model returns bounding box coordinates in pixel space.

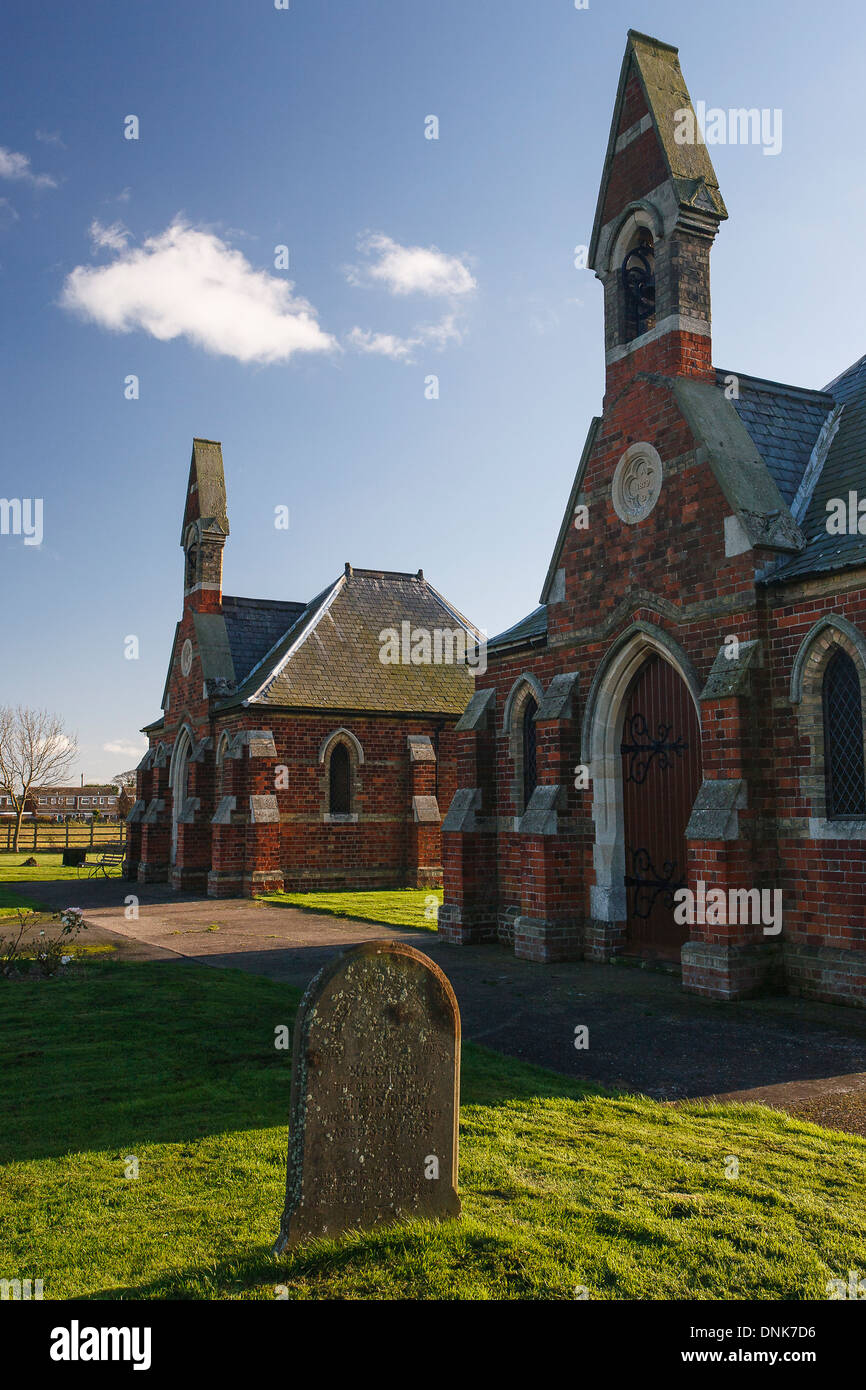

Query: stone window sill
[323,813,359,825]
[807,817,866,840]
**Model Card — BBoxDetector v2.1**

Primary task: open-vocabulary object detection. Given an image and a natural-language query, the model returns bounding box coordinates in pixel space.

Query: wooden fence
[0,820,126,853]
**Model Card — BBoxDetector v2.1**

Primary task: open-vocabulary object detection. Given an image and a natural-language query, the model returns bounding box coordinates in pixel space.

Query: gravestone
[274,940,461,1251]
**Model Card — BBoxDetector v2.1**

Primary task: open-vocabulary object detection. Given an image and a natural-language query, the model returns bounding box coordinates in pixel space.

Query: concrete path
[28,876,866,1121]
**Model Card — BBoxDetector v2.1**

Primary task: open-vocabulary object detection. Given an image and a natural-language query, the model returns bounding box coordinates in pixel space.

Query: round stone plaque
[612,441,663,524]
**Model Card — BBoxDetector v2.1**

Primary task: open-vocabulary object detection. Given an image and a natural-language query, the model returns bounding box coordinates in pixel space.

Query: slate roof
[220,568,479,715]
[488,605,548,654]
[756,354,866,584]
[221,596,307,688]
[719,370,834,508]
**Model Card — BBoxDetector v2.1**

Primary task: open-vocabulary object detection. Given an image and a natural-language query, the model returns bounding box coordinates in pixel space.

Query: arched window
[621,228,655,342]
[184,524,200,591]
[823,650,866,817]
[329,742,351,815]
[522,696,538,809]
[185,544,198,588]
[215,731,231,796]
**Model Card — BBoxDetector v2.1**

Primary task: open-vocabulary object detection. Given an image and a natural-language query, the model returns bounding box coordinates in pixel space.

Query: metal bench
[78,851,125,880]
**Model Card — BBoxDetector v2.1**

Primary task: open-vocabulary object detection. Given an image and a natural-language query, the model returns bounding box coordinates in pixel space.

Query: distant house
[0,791,37,817]
[27,786,123,820]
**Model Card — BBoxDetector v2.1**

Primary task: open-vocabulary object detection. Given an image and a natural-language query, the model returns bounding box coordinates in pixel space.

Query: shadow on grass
[79,1220,541,1302]
[0,958,301,1163]
[1,956,608,1165]
[0,885,53,913]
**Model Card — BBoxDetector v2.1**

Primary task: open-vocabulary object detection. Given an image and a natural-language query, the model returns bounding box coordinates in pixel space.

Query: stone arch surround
[168,723,194,867]
[502,673,545,820]
[581,622,702,958]
[318,727,364,823]
[790,614,866,837]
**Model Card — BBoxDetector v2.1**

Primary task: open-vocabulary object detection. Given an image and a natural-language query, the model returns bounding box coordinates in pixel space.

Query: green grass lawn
[2,956,865,1301]
[261,887,443,931]
[0,851,121,917]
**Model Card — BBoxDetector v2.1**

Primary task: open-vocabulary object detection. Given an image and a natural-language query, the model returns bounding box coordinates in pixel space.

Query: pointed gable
[589,30,726,271]
[180,438,229,543]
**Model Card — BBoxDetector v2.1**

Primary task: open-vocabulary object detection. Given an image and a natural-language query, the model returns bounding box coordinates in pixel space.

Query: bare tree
[0,706,78,852]
[112,770,138,821]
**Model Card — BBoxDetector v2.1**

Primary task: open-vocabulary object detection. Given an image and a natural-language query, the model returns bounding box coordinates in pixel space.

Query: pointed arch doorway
[620,655,702,958]
[169,727,193,868]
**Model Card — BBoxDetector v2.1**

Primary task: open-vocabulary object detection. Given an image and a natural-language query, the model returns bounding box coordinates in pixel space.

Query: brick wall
[129,694,460,895]
[272,712,455,891]
[439,365,866,1005]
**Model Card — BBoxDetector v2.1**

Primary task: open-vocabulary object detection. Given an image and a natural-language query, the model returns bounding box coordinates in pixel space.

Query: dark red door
[620,655,702,958]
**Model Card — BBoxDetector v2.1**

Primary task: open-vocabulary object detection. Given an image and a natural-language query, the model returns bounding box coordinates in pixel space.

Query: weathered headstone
[274,940,461,1251]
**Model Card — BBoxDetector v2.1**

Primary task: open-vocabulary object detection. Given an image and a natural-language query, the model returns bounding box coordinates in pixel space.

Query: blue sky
[1,0,864,782]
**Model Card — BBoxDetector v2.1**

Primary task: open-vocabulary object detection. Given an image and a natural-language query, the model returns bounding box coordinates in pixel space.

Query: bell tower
[588,31,727,396]
[180,438,229,614]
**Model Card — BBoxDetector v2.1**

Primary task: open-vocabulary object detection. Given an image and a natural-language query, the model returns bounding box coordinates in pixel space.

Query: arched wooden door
[620,655,702,959]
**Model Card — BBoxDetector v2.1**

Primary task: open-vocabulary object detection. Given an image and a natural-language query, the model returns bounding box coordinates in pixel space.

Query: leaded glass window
[329,743,351,815]
[823,650,866,818]
[522,696,538,810]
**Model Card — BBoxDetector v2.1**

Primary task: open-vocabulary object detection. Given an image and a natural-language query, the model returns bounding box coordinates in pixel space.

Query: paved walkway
[29,876,866,1121]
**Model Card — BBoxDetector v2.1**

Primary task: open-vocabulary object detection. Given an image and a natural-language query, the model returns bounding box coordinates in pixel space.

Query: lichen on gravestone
[274,940,461,1251]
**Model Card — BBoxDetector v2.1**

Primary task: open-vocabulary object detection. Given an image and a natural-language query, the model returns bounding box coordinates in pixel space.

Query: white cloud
[347,233,476,297]
[530,306,559,336]
[347,327,418,362]
[89,219,130,252]
[35,129,66,149]
[345,233,475,365]
[61,218,338,365]
[103,740,146,758]
[420,312,462,348]
[33,732,75,758]
[0,198,19,230]
[0,145,57,189]
[347,311,463,365]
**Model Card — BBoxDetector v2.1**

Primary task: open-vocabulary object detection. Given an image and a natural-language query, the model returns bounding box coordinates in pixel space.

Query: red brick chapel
[439,31,866,1008]
[126,440,478,897]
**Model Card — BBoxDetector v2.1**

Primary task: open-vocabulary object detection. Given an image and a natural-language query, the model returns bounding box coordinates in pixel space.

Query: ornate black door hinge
[620,712,688,785]
[624,847,685,920]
